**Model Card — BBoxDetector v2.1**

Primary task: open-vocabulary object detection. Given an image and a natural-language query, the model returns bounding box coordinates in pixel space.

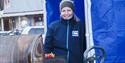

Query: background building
[0,0,44,32]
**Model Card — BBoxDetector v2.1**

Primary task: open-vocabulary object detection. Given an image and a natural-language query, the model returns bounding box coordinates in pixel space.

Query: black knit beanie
[60,0,74,11]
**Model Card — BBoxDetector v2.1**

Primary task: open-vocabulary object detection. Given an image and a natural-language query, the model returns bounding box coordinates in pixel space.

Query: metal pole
[43,0,47,43]
[84,0,95,60]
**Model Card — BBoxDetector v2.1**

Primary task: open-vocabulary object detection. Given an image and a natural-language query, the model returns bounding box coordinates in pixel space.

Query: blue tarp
[91,0,125,62]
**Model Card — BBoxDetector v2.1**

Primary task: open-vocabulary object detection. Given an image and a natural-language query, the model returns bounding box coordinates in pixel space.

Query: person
[43,0,86,63]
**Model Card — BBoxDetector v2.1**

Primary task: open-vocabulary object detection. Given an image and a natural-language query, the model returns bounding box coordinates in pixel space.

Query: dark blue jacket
[44,16,86,63]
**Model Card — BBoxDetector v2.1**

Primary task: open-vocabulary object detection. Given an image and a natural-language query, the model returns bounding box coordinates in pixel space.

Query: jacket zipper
[66,21,69,62]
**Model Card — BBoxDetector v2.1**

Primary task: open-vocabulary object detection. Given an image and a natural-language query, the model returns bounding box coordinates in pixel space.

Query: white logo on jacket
[72,30,79,37]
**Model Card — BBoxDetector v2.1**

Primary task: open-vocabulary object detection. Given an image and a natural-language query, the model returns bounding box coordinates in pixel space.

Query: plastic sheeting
[91,0,125,62]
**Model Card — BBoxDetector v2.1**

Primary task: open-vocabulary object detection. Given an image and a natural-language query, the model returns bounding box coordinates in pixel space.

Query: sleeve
[83,21,86,52]
[43,24,54,53]
[80,21,86,52]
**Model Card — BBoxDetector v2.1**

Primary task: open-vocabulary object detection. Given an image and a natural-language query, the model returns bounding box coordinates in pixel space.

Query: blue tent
[91,0,125,62]
[46,0,125,63]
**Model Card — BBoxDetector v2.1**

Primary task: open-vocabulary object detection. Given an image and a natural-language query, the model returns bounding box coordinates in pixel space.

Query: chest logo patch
[72,30,79,37]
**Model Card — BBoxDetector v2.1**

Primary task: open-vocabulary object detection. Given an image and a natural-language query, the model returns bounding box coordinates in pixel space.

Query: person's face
[60,7,73,20]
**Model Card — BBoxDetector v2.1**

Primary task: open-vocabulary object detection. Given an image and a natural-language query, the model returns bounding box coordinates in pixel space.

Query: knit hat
[60,0,74,11]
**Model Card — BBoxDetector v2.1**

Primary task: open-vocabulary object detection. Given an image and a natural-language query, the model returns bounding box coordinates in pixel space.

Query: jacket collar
[60,14,80,25]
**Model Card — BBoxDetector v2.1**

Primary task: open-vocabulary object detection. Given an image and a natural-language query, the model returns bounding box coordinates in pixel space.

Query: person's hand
[45,53,55,59]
